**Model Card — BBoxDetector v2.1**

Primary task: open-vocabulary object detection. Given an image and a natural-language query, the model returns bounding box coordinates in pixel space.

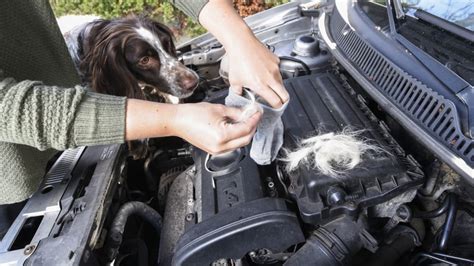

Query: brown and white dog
[64,15,199,102]
[63,16,200,158]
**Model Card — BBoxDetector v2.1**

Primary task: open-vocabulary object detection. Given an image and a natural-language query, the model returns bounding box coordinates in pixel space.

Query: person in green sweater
[0,0,288,236]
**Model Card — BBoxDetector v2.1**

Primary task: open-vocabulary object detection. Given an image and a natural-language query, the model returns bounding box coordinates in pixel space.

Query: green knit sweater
[0,0,208,204]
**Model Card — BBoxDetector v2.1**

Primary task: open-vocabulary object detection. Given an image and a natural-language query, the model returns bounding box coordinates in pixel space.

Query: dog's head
[81,16,198,99]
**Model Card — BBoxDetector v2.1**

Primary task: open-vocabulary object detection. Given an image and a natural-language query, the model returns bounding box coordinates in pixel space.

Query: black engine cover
[171,148,304,266]
[281,73,424,224]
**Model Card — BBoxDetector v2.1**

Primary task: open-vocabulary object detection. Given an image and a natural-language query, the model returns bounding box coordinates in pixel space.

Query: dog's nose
[182,76,198,91]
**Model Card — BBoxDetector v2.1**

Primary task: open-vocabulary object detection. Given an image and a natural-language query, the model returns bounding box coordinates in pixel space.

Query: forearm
[199,0,257,51]
[198,0,288,107]
[125,99,177,140]
[0,77,126,150]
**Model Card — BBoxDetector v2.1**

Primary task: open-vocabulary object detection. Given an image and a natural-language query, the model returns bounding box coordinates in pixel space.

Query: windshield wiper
[414,9,474,42]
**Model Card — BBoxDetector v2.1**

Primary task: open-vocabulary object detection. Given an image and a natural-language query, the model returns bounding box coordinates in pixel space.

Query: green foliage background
[49,0,290,39]
[49,0,207,38]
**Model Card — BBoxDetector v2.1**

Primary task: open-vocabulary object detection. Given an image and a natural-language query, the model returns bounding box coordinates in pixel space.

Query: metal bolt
[327,186,347,206]
[185,213,195,221]
[268,182,275,188]
[23,244,36,255]
[396,204,412,222]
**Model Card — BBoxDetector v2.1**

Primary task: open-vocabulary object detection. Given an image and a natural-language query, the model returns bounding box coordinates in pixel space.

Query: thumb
[229,85,243,95]
[223,105,246,122]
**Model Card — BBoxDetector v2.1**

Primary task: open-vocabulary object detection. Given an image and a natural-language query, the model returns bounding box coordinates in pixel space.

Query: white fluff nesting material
[283,130,386,177]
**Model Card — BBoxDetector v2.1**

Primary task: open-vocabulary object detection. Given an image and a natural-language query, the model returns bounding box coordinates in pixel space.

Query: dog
[63,15,200,158]
[63,15,199,102]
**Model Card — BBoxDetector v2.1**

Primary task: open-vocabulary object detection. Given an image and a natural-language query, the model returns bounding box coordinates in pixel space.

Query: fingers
[229,85,243,95]
[206,111,261,155]
[270,77,290,104]
[254,85,284,108]
[223,105,246,122]
[224,111,261,140]
[217,124,258,154]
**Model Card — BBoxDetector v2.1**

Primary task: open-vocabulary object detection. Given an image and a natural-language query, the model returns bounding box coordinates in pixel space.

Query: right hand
[171,102,262,154]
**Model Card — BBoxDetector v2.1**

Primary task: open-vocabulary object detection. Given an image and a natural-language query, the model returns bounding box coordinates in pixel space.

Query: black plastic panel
[281,73,424,224]
[173,198,304,266]
[24,145,124,266]
[171,147,304,265]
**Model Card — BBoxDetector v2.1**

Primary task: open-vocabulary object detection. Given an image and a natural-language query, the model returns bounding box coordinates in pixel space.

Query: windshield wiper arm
[414,9,474,42]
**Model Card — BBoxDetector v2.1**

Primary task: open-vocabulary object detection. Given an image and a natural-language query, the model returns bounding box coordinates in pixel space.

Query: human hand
[199,0,289,108]
[227,37,289,108]
[171,102,262,154]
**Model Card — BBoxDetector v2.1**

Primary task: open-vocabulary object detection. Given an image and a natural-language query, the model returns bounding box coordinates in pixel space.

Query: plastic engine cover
[281,73,425,224]
[171,147,304,265]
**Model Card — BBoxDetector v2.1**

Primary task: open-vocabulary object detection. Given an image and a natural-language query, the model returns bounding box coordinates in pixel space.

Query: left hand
[199,0,289,108]
[226,36,289,108]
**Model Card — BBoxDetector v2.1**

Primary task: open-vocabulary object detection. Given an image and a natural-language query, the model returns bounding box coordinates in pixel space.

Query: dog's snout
[181,74,198,91]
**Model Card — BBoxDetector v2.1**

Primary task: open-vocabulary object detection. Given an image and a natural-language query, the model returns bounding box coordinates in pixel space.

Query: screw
[268,182,275,188]
[24,244,36,255]
[396,204,412,222]
[185,213,194,221]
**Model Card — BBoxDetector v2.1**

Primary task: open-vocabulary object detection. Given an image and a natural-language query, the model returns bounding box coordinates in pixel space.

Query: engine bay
[1,1,473,265]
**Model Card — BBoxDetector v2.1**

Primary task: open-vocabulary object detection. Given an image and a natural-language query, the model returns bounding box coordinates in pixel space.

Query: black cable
[413,194,451,219]
[279,56,311,75]
[105,201,162,262]
[438,194,457,251]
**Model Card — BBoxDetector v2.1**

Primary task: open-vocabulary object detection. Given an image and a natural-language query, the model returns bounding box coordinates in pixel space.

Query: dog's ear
[92,45,144,99]
[148,19,177,57]
[81,22,144,99]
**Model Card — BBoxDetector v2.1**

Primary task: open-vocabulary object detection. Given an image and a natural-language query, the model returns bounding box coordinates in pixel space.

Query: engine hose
[413,195,451,219]
[367,234,417,266]
[105,201,162,262]
[143,149,164,190]
[438,194,457,251]
[279,56,311,75]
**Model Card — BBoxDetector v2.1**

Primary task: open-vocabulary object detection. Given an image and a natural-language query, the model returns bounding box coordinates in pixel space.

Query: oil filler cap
[205,148,245,172]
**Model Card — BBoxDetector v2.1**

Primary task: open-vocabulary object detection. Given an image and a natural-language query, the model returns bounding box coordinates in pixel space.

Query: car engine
[1,1,473,265]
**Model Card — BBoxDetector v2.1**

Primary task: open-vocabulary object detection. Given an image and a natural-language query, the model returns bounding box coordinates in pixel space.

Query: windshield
[400,0,474,31]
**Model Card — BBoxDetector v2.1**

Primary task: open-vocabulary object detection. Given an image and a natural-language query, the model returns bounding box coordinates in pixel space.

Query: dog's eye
[139,56,150,65]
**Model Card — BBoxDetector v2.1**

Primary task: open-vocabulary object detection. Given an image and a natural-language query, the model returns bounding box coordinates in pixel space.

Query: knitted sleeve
[171,0,209,22]
[0,77,126,151]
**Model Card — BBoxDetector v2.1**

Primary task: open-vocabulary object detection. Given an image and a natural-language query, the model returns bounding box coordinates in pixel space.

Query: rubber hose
[413,195,451,219]
[279,56,311,75]
[105,201,162,262]
[367,234,417,266]
[438,194,457,251]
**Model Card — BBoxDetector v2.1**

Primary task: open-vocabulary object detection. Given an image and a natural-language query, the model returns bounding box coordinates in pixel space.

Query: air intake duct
[284,218,362,266]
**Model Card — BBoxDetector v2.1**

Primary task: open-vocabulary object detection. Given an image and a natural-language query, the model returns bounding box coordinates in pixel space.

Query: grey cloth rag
[225,89,289,165]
